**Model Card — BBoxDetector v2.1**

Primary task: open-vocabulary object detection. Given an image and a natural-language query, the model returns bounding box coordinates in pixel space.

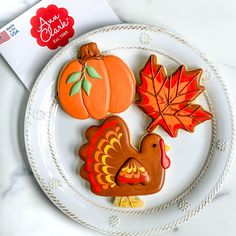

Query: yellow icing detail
[89,124,125,190]
[113,196,144,208]
[165,144,170,151]
[127,169,132,174]
[97,172,114,185]
[104,144,113,154]
[110,137,119,146]
[102,165,110,174]
[101,154,110,165]
[138,167,145,172]
[118,159,148,181]
[105,174,114,184]
[117,133,122,142]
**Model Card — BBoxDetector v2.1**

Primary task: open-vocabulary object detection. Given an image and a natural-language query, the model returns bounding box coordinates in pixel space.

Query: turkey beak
[165,144,170,151]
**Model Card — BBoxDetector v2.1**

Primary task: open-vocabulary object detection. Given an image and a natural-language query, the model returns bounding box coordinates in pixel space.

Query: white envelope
[0,0,120,90]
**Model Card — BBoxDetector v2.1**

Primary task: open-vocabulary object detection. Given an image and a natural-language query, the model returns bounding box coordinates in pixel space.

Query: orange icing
[57,42,135,120]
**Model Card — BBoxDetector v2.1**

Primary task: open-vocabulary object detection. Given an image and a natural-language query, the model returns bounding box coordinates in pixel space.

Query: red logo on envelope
[30,5,75,50]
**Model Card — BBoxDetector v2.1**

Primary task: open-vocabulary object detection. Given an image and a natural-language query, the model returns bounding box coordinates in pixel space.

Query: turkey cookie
[79,116,170,208]
[57,42,136,120]
[136,55,212,137]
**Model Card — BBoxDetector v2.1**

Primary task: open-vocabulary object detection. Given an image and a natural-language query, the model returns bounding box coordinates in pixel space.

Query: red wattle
[159,139,171,169]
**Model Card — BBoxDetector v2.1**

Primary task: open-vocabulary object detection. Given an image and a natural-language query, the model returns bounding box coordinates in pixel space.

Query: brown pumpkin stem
[79,42,101,59]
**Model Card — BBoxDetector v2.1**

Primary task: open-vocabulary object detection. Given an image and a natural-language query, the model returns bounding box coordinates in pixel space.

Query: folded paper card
[0,0,120,90]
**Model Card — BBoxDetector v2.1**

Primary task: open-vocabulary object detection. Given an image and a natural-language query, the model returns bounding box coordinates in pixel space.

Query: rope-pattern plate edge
[24,23,235,236]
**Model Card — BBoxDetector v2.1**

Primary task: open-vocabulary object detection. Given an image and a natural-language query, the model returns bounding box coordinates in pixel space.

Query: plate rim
[24,23,236,235]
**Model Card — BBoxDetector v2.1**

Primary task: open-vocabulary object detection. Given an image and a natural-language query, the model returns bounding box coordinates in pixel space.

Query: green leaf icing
[70,80,82,96]
[67,72,82,84]
[66,65,101,97]
[83,78,92,96]
[86,66,102,79]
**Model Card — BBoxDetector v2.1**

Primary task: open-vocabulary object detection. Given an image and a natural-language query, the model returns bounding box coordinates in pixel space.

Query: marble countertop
[0,0,236,235]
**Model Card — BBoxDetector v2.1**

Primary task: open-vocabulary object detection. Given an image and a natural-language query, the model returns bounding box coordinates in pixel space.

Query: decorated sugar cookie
[79,116,170,208]
[136,55,212,137]
[57,42,135,120]
[77,54,212,208]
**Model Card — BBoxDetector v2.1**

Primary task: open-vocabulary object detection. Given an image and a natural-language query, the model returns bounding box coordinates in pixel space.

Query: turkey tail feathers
[79,116,128,194]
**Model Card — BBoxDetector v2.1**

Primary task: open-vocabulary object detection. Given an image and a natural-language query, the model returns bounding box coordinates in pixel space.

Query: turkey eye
[152,144,157,148]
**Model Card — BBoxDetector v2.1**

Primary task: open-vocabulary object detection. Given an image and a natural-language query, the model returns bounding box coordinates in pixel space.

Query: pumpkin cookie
[57,42,136,120]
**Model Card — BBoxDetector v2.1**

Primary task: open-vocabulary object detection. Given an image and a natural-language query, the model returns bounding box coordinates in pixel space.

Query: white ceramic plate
[24,24,235,235]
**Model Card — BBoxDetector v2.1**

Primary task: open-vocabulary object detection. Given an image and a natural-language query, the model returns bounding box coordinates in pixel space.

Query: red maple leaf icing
[136,55,212,137]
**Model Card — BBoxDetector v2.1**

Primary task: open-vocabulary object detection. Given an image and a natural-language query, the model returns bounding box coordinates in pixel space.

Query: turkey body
[79,116,170,197]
